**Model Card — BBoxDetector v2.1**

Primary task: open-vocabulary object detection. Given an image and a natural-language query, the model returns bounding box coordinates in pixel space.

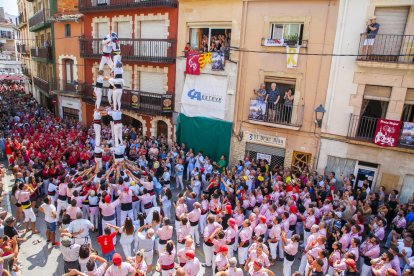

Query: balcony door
[63,59,74,91]
[94,22,109,54]
[138,20,168,57]
[374,6,409,62]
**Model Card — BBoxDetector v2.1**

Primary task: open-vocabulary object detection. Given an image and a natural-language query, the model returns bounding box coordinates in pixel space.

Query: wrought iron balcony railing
[28,9,51,31]
[248,99,304,127]
[30,47,53,61]
[78,0,178,12]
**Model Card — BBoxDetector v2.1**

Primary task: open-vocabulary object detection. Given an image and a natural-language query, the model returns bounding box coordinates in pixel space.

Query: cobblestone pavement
[2,171,301,275]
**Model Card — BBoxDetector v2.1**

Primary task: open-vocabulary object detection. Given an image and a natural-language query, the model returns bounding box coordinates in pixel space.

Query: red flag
[373,118,401,147]
[185,52,201,75]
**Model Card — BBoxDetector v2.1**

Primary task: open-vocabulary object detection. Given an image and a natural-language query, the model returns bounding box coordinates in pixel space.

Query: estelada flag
[185,52,201,75]
[373,118,402,147]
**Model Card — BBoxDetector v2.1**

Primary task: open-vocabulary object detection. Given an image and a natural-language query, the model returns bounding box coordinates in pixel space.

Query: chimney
[0,8,4,21]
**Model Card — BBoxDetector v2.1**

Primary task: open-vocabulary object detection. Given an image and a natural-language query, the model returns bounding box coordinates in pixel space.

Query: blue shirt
[406,212,414,223]
[267,89,280,103]
[175,164,184,176]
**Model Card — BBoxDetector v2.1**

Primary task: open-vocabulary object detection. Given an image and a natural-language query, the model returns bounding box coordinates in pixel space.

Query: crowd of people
[1,79,414,276]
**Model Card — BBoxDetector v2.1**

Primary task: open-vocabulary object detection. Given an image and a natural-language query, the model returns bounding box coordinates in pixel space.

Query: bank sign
[181,74,228,121]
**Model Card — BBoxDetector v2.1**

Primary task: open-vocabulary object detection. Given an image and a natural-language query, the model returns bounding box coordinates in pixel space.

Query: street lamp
[314,104,326,128]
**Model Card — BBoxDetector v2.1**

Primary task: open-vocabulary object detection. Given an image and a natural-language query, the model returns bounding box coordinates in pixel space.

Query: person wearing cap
[225,218,238,258]
[183,249,200,276]
[135,223,155,271]
[105,253,136,276]
[363,16,380,57]
[99,194,120,245]
[215,245,229,273]
[287,205,297,238]
[281,232,300,276]
[254,216,267,240]
[60,235,81,273]
[188,202,201,246]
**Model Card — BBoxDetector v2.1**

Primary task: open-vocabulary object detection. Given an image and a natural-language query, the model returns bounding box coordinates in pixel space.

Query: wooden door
[292,151,312,172]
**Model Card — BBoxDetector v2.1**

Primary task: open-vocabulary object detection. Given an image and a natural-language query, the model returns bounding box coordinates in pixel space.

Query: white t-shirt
[68,219,94,238]
[40,203,56,223]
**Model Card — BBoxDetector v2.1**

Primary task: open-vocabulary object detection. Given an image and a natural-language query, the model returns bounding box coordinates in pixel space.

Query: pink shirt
[119,190,132,204]
[104,262,134,276]
[269,224,281,241]
[329,250,341,266]
[17,190,30,203]
[177,224,191,242]
[374,227,385,241]
[281,219,289,233]
[158,250,176,266]
[138,194,153,205]
[203,222,222,242]
[184,258,201,276]
[348,246,359,261]
[66,206,81,220]
[308,244,324,259]
[339,233,351,249]
[305,215,315,229]
[209,199,221,213]
[176,203,188,218]
[99,199,120,216]
[364,244,380,259]
[213,238,227,254]
[289,213,297,226]
[265,210,278,228]
[393,215,406,228]
[225,226,237,243]
[201,200,209,213]
[234,213,244,227]
[188,208,201,223]
[249,250,270,267]
[140,180,153,191]
[305,233,319,251]
[239,226,252,243]
[254,223,267,237]
[259,203,269,216]
[58,183,68,196]
[177,246,193,265]
[215,253,228,271]
[157,226,173,240]
[284,239,299,256]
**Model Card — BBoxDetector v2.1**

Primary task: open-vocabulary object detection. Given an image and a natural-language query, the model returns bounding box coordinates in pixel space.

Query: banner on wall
[286,46,301,68]
[399,121,414,147]
[257,153,271,163]
[373,118,402,147]
[211,52,225,71]
[248,100,267,121]
[185,52,201,75]
[181,74,228,121]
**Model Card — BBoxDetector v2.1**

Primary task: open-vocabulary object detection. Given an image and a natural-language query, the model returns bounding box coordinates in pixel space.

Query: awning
[0,75,23,81]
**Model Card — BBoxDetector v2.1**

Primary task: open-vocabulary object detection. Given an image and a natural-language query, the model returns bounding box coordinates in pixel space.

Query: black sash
[95,82,103,88]
[58,195,67,201]
[190,220,199,226]
[102,213,115,221]
[114,154,123,159]
[121,202,132,211]
[114,84,122,89]
[285,253,295,261]
[363,256,371,266]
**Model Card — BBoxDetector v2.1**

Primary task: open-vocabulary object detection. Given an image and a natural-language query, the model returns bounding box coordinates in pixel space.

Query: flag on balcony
[373,118,402,147]
[185,52,201,75]
[286,46,300,68]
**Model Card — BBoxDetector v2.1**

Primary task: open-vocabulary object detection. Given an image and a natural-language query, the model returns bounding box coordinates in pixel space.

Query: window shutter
[264,76,296,85]
[364,85,391,99]
[405,89,414,102]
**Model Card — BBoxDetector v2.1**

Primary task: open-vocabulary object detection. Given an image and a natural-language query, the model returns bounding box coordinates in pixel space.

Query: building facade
[79,0,178,144]
[17,0,34,94]
[0,8,20,74]
[318,0,414,202]
[230,0,339,170]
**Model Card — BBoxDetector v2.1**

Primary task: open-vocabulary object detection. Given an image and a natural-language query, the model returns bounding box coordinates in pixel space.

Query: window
[268,23,304,45]
[401,105,414,122]
[64,24,71,37]
[62,107,79,122]
[189,27,231,55]
[63,59,74,83]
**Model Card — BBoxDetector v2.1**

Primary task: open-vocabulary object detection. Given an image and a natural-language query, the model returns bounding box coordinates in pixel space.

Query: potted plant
[284,34,299,46]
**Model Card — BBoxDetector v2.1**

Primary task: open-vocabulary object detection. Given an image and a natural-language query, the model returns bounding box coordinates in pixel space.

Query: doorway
[354,162,378,190]
[157,120,168,140]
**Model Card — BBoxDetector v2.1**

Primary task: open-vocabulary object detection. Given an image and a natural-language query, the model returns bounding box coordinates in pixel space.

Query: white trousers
[132,201,139,220]
[176,175,184,190]
[23,208,36,222]
[94,123,101,147]
[227,243,235,258]
[120,209,133,227]
[99,55,113,70]
[113,88,122,111]
[107,88,113,105]
[269,241,278,260]
[143,250,154,267]
[161,269,175,276]
[120,240,133,258]
[278,238,285,258]
[238,246,249,265]
[56,198,68,221]
[203,244,213,266]
[162,205,171,219]
[304,230,311,245]
[82,205,90,220]
[95,87,102,108]
[298,254,307,274]
[116,205,121,227]
[113,54,121,65]
[283,258,294,276]
[199,214,207,235]
[114,123,123,147]
[190,225,200,244]
[89,207,99,229]
[361,264,372,276]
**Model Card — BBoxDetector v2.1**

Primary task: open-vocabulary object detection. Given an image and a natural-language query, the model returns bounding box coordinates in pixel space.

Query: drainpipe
[233,0,248,138]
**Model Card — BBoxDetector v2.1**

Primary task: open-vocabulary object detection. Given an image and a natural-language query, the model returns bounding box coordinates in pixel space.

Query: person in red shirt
[5,138,13,166]
[97,225,119,261]
[67,152,78,168]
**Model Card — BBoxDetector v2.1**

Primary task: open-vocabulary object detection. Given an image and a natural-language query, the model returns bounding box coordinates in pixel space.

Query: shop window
[245,142,285,169]
[62,107,79,122]
[189,27,231,58]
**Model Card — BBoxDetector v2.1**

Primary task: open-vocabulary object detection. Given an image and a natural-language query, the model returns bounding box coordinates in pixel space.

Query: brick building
[79,0,178,144]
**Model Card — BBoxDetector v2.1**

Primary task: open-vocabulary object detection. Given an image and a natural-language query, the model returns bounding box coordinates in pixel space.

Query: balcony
[80,38,176,63]
[18,12,26,27]
[28,9,51,32]
[22,67,31,78]
[78,0,178,13]
[347,115,414,149]
[248,99,304,128]
[82,85,174,116]
[30,47,53,61]
[51,80,85,94]
[357,33,414,65]
[33,76,51,93]
[261,38,308,48]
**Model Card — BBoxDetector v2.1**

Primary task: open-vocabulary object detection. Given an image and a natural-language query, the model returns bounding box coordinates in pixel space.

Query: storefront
[58,95,82,122]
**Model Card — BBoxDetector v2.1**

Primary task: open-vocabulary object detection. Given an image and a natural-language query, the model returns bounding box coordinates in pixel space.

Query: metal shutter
[375,6,409,35]
[139,71,165,94]
[116,21,132,39]
[405,89,414,102]
[97,22,109,38]
[245,142,285,168]
[140,20,167,39]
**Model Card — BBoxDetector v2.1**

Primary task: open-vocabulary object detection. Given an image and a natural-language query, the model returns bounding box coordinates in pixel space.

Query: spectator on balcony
[363,16,380,58]
[253,84,267,102]
[283,88,294,124]
[184,43,193,57]
[265,83,281,122]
